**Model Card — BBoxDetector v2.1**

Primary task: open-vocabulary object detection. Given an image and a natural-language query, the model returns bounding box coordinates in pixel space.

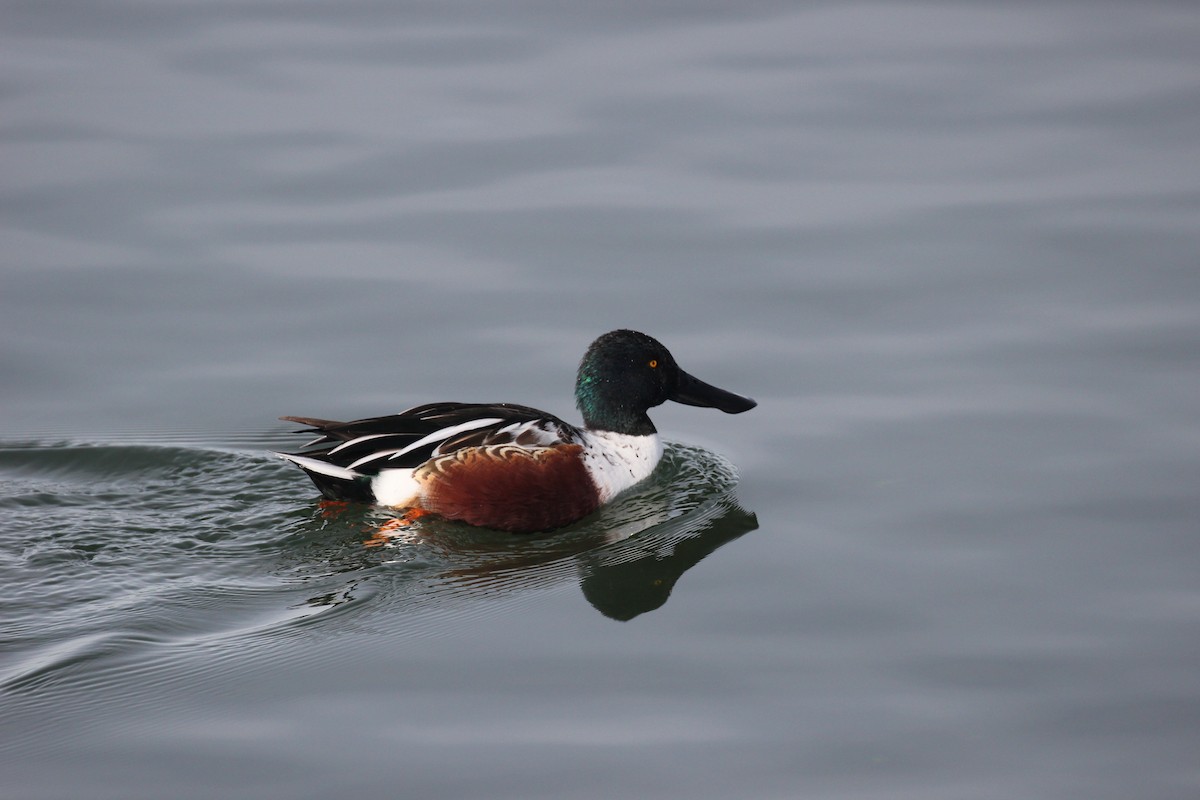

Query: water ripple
[0,436,756,710]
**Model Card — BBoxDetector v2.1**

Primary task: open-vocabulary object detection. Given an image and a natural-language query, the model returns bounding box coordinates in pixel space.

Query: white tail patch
[371,468,421,507]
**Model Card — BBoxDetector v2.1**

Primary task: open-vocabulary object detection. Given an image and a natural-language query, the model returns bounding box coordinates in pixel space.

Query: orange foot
[363,508,434,547]
[400,507,433,523]
[363,531,391,548]
[317,499,350,518]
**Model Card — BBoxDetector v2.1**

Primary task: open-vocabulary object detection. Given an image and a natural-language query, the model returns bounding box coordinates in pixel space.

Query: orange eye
[648,360,658,368]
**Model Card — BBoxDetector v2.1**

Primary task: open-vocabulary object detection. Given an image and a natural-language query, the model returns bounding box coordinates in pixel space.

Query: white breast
[578,430,663,503]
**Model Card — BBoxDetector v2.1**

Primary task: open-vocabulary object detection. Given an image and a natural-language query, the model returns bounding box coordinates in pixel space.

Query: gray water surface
[2,3,1199,799]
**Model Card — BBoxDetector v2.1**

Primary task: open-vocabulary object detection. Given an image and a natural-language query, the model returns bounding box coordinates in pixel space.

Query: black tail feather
[296,465,375,503]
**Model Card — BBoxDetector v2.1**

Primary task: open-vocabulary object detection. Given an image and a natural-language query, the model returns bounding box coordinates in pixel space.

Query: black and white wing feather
[280,402,580,477]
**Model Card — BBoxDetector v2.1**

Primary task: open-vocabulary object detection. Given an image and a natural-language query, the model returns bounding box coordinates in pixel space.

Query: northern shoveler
[277,329,756,533]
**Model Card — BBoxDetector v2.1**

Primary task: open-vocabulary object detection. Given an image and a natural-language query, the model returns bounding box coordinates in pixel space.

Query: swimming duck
[277,329,755,533]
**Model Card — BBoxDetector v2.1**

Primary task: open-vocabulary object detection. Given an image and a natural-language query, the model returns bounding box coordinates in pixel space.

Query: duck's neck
[576,382,657,436]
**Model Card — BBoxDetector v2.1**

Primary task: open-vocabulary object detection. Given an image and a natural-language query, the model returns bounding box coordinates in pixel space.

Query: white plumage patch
[276,452,360,481]
[327,432,393,455]
[578,430,663,503]
[371,468,422,507]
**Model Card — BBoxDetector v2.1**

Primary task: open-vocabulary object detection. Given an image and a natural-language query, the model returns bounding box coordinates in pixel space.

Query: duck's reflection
[421,493,758,620]
[578,498,757,620]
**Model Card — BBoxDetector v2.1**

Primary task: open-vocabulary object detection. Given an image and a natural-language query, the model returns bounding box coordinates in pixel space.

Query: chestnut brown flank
[418,445,599,533]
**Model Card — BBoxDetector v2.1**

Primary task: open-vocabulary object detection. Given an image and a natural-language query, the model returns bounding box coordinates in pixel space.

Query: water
[3,2,1199,798]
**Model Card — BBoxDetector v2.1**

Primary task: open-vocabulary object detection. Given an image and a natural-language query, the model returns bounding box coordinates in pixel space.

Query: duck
[277,329,755,533]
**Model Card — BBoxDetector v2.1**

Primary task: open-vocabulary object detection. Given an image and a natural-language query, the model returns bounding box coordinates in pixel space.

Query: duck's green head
[574,329,756,435]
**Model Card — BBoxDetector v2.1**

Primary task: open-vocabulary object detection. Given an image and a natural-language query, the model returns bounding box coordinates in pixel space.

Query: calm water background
[3,2,1199,798]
